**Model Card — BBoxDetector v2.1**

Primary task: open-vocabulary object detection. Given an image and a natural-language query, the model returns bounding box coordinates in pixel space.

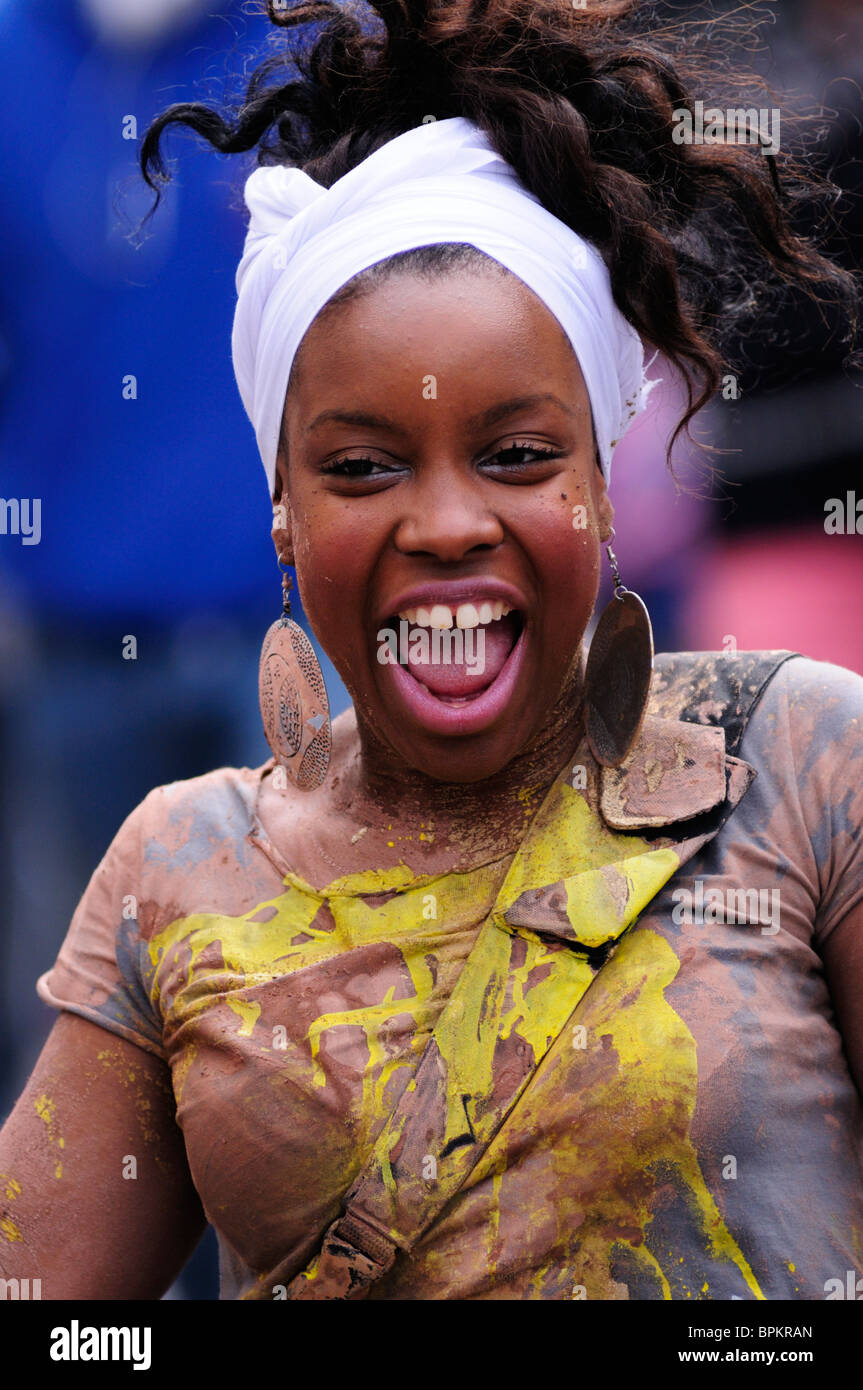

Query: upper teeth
[397,601,513,628]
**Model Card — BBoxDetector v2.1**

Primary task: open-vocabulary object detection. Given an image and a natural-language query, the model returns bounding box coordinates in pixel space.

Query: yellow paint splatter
[34,1093,64,1179]
[0,1216,22,1243]
[470,928,765,1301]
[227,998,261,1038]
[146,855,511,1128]
[94,1049,163,1148]
[34,1093,54,1125]
[1,1174,21,1203]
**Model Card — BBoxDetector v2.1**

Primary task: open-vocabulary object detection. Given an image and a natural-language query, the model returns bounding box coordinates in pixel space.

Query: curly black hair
[140,0,862,467]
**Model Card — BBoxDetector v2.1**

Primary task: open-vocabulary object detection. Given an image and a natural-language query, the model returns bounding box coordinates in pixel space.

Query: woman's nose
[393,467,505,562]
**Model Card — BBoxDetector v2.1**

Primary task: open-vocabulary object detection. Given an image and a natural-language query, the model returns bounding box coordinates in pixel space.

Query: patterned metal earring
[584,529,654,768]
[258,561,331,791]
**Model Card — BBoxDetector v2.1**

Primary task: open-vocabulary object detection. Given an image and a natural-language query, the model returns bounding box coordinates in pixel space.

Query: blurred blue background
[0,0,354,1297]
[0,0,861,1297]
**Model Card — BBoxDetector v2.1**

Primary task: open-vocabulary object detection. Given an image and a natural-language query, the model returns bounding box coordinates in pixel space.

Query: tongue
[405,613,519,698]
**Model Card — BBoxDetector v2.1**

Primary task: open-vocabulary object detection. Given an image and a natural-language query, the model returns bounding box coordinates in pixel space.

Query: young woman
[1,0,862,1301]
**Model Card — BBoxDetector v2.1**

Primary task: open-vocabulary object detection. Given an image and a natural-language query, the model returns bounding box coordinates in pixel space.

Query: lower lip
[382,623,528,737]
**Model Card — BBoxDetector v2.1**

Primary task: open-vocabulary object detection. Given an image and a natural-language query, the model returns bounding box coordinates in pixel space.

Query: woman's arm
[821,898,863,1103]
[0,1011,207,1299]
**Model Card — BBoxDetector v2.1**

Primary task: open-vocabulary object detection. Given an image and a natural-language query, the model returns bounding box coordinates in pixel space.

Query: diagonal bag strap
[283,889,637,1299]
[279,650,800,1300]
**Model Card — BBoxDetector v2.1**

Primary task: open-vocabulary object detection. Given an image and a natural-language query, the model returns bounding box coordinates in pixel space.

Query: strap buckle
[327,1209,398,1274]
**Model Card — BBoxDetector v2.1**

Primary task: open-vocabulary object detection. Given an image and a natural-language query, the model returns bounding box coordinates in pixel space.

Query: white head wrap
[232,115,660,498]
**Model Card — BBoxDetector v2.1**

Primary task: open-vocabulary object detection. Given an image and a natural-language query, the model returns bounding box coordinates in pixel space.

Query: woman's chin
[381,727,533,786]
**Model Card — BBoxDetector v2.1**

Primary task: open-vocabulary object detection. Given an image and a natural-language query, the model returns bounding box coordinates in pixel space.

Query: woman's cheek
[525,490,603,597]
[568,517,603,592]
[299,577,384,707]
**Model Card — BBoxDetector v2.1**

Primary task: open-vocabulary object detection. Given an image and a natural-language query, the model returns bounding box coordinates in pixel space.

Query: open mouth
[376,595,528,735]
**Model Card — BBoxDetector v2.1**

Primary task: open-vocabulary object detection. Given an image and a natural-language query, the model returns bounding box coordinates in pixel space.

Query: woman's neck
[333,659,587,869]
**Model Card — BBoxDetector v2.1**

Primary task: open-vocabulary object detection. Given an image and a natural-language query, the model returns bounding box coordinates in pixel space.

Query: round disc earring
[584,529,654,768]
[258,562,332,791]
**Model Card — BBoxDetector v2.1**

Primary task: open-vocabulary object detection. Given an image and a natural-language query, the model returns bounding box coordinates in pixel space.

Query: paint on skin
[34,1094,64,1180]
[0,1216,22,1243]
[93,1049,167,1151]
[0,1172,23,1244]
[2,1174,21,1202]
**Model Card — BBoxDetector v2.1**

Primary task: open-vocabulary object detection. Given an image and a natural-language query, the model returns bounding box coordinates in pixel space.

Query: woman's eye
[321,455,392,479]
[482,442,563,469]
[320,442,562,480]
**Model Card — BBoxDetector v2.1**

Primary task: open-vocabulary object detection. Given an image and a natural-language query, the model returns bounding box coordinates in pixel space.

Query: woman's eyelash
[321,442,562,477]
[320,455,387,478]
[485,442,562,466]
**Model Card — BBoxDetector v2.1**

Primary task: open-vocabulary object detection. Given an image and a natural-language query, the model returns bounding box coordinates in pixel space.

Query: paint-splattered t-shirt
[37,655,863,1299]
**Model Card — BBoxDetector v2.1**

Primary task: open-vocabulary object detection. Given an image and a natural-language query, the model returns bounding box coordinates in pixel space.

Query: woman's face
[275,265,614,784]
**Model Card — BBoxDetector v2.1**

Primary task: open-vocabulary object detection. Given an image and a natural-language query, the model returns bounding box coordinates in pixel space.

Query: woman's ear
[597,487,615,544]
[271,452,295,567]
[588,430,615,543]
[589,443,615,543]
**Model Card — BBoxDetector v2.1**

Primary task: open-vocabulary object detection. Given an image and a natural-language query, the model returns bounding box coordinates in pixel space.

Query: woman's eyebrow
[306,408,408,435]
[306,393,577,435]
[469,393,577,429]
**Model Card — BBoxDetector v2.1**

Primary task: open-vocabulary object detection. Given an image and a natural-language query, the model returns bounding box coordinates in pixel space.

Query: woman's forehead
[286,270,588,411]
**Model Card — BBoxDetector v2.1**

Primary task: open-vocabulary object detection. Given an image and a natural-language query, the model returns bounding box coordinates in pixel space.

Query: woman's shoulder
[747,654,863,793]
[764,652,863,714]
[745,655,863,946]
[128,761,268,838]
[69,760,291,945]
[123,709,360,876]
[103,762,272,890]
[651,652,863,945]
[713,654,863,872]
[649,651,863,824]
[652,649,863,736]
[737,652,863,758]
